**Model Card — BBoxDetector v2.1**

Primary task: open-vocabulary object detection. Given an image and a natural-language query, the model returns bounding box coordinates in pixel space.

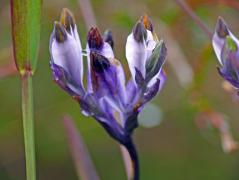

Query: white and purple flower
[49,9,167,180]
[212,17,239,89]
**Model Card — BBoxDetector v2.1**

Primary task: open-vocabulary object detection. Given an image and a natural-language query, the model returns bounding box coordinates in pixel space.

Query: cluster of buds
[212,17,239,90]
[49,8,167,180]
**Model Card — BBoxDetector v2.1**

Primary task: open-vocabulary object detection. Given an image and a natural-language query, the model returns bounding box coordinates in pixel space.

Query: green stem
[21,73,36,180]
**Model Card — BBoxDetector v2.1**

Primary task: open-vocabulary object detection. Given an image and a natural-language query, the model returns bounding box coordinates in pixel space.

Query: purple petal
[126,79,140,106]
[50,61,84,97]
[143,78,161,103]
[90,52,126,107]
[86,28,114,93]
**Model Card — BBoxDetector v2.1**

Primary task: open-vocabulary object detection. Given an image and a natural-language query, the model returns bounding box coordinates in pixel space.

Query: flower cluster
[49,8,167,180]
[212,17,239,89]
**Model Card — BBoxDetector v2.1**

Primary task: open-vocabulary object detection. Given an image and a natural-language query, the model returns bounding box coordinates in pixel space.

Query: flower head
[50,9,167,180]
[212,17,239,89]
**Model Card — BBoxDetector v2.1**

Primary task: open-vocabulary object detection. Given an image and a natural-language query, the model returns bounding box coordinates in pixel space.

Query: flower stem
[21,72,36,180]
[175,0,213,39]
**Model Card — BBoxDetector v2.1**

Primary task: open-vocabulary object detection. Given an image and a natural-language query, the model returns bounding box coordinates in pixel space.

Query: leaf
[11,0,41,75]
[145,40,167,82]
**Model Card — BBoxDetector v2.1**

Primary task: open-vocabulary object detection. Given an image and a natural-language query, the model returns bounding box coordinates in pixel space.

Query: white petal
[51,27,83,86]
[126,33,147,81]
[212,33,225,65]
[102,42,114,58]
[212,20,239,66]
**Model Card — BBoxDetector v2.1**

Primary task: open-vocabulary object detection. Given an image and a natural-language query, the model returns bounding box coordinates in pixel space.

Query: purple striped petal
[50,61,84,97]
[86,27,114,93]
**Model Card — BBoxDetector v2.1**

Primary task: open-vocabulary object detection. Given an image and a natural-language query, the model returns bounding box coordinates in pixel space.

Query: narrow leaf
[11,0,41,75]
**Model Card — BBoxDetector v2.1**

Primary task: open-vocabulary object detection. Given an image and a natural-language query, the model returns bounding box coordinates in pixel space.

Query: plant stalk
[175,0,213,39]
[21,72,36,180]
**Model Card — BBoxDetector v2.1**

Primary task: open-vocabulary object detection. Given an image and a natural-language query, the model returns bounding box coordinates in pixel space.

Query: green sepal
[225,36,237,52]
[145,40,167,82]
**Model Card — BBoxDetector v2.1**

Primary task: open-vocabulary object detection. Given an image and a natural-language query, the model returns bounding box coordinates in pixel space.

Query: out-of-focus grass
[1,0,239,179]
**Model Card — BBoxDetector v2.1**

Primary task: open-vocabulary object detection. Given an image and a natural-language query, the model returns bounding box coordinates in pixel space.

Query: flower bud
[54,22,67,43]
[140,14,153,32]
[133,21,147,43]
[60,8,75,33]
[87,27,103,49]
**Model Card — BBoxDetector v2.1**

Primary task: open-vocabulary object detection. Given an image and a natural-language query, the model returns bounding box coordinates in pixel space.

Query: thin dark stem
[175,0,213,39]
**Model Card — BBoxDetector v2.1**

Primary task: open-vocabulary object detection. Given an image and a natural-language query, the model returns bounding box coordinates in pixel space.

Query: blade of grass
[21,72,36,180]
[10,0,41,179]
[63,116,100,180]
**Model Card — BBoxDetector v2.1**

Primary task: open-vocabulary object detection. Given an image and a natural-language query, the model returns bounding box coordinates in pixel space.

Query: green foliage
[11,0,41,75]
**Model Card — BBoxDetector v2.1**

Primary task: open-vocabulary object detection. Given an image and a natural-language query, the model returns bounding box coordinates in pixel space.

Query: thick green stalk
[21,73,36,180]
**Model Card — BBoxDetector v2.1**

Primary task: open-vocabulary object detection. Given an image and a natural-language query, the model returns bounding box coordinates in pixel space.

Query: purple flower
[212,17,239,89]
[50,9,167,180]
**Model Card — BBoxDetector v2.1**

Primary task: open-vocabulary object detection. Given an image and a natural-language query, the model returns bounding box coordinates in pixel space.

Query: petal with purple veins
[50,61,84,97]
[86,27,114,93]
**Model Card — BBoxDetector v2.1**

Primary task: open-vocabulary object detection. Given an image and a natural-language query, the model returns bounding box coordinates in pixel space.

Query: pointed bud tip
[161,41,167,54]
[54,21,67,43]
[216,17,229,38]
[87,27,103,49]
[140,14,153,32]
[133,21,147,43]
[103,30,114,49]
[60,8,75,33]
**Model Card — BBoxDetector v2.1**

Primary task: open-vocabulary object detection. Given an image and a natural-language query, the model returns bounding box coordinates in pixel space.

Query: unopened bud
[133,21,147,43]
[60,8,75,33]
[87,27,103,49]
[216,17,229,38]
[140,14,153,32]
[54,22,67,43]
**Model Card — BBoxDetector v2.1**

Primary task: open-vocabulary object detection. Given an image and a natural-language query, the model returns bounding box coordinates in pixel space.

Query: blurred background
[1,0,239,179]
